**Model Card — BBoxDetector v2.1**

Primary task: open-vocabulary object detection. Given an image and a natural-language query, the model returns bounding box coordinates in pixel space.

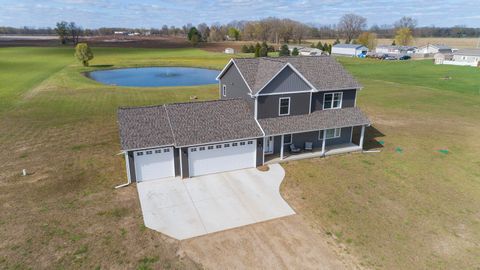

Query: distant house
[331,44,368,57]
[224,48,235,54]
[416,44,452,54]
[114,31,126,35]
[375,45,416,55]
[435,49,480,67]
[287,45,324,56]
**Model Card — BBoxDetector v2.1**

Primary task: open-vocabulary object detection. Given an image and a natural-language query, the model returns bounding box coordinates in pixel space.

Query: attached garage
[188,140,256,177]
[134,147,175,182]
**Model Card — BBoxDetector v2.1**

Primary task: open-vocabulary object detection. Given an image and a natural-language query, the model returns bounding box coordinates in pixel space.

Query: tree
[68,22,81,45]
[395,27,413,45]
[197,23,210,41]
[292,47,299,56]
[248,44,255,53]
[75,43,93,66]
[254,42,261,57]
[55,21,68,44]
[394,16,417,31]
[227,27,240,41]
[316,42,324,51]
[357,32,377,50]
[391,40,396,45]
[338,13,367,43]
[333,38,340,45]
[259,42,269,57]
[187,27,201,45]
[241,44,249,53]
[279,44,290,56]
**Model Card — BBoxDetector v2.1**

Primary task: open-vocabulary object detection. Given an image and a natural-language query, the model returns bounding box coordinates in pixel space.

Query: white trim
[350,126,354,142]
[179,148,183,178]
[278,97,291,116]
[322,92,343,110]
[280,135,284,160]
[313,86,363,93]
[353,89,357,107]
[255,63,318,96]
[254,97,258,119]
[264,136,274,154]
[179,136,263,149]
[319,128,341,140]
[359,125,365,149]
[124,152,131,183]
[309,92,312,114]
[222,84,227,97]
[257,89,314,96]
[216,59,254,94]
[265,123,367,138]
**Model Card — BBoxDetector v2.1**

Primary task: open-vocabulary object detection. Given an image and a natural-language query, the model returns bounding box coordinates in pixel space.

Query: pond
[86,67,219,87]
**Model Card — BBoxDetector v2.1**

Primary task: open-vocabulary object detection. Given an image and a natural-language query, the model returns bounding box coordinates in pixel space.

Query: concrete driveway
[136,164,295,240]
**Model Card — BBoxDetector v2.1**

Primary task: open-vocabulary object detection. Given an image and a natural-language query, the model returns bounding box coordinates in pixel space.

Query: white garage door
[134,147,175,182]
[188,140,256,177]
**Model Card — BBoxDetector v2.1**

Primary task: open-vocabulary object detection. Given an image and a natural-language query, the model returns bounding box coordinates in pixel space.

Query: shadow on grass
[352,125,385,150]
[89,64,114,68]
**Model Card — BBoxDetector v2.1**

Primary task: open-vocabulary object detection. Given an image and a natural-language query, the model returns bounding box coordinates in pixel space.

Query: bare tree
[338,13,367,43]
[68,22,82,45]
[394,16,417,30]
[197,23,210,41]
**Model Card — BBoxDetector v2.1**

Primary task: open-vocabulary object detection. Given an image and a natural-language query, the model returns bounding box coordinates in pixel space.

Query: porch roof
[258,107,371,136]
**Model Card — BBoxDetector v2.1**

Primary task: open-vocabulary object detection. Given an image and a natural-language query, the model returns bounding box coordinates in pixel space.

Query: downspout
[115,151,132,189]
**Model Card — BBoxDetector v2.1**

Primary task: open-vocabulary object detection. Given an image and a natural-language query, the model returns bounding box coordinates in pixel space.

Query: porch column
[280,134,284,160]
[124,152,131,183]
[359,125,365,150]
[321,130,326,156]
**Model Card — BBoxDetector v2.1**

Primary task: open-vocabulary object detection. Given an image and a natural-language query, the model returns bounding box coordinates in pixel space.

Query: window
[319,128,341,140]
[232,142,238,147]
[216,145,222,149]
[190,148,197,152]
[224,143,230,148]
[136,152,144,156]
[199,147,205,151]
[247,141,253,144]
[323,92,342,109]
[283,134,292,144]
[278,97,290,116]
[222,85,227,97]
[208,146,214,150]
[240,142,246,146]
[163,148,170,153]
[155,149,162,154]
[146,151,152,155]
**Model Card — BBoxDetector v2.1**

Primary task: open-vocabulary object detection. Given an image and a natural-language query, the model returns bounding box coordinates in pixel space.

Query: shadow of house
[352,125,385,150]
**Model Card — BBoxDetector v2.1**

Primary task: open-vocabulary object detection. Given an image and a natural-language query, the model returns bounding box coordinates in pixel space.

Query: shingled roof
[258,107,371,136]
[117,99,264,150]
[229,56,361,95]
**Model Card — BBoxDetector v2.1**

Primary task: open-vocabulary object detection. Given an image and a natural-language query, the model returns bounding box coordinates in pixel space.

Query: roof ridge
[118,98,244,111]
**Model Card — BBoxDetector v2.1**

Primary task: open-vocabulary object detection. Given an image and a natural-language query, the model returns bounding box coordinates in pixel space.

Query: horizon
[1,0,480,29]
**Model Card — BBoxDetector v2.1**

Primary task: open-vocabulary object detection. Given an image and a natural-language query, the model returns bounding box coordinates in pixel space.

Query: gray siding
[260,66,311,94]
[180,147,189,178]
[311,89,356,112]
[256,138,264,166]
[257,93,310,119]
[174,148,180,176]
[219,64,254,111]
[268,127,352,154]
[127,151,136,182]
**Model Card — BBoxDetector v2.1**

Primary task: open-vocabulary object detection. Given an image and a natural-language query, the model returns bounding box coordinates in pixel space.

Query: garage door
[188,140,256,177]
[134,147,174,182]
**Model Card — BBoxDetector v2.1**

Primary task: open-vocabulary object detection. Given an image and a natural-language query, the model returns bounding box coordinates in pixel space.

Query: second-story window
[323,92,342,109]
[222,85,227,97]
[279,97,290,116]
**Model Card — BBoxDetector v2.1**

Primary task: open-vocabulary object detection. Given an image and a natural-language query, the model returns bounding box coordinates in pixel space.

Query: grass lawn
[0,47,479,269]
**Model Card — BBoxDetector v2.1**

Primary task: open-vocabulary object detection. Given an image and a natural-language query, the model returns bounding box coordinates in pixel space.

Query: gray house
[118,56,371,182]
[434,48,480,67]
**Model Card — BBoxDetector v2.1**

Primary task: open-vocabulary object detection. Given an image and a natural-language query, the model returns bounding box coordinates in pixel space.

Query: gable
[259,65,311,95]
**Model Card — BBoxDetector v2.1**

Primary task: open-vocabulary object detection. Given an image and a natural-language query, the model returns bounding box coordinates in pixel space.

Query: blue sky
[1,0,479,28]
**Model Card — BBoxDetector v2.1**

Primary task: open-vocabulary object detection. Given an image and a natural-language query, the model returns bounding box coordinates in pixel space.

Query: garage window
[163,148,170,153]
[240,142,246,146]
[208,146,214,150]
[137,152,143,156]
[248,141,253,144]
[216,145,222,149]
[191,148,197,152]
[199,147,205,151]
[224,143,230,148]
[155,149,162,154]
[232,142,238,147]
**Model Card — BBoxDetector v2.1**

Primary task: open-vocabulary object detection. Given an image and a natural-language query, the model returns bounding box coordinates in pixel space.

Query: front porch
[264,142,362,164]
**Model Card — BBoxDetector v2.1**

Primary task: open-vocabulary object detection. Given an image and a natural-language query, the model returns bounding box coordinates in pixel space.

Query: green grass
[0,47,479,269]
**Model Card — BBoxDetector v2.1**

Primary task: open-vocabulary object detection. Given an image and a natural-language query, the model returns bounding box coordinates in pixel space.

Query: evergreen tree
[248,44,255,53]
[254,42,261,57]
[279,44,290,56]
[260,42,269,57]
[333,38,341,45]
[292,47,299,56]
[241,44,249,53]
[391,40,396,45]
[316,41,324,51]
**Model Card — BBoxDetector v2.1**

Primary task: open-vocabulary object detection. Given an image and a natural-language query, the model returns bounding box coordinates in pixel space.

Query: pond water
[86,67,218,87]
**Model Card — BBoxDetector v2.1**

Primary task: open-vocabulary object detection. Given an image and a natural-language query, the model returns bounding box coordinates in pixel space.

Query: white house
[436,49,480,67]
[331,44,368,57]
[416,44,452,54]
[224,48,235,54]
[375,45,416,55]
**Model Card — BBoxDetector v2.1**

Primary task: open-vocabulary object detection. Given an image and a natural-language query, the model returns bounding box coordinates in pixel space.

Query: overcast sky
[1,0,480,28]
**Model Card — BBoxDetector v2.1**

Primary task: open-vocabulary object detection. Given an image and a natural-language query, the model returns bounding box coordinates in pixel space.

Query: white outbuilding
[224,48,235,54]
[331,44,368,57]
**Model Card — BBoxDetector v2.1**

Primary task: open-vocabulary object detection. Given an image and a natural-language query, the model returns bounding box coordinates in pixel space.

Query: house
[435,48,480,67]
[375,45,416,55]
[117,56,371,182]
[286,45,323,56]
[224,48,235,54]
[415,44,452,54]
[331,44,368,57]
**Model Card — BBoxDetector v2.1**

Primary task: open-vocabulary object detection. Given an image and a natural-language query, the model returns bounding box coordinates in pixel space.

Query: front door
[264,136,274,154]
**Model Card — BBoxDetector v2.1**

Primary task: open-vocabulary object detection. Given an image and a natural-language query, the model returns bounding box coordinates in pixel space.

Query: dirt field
[306,37,480,48]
